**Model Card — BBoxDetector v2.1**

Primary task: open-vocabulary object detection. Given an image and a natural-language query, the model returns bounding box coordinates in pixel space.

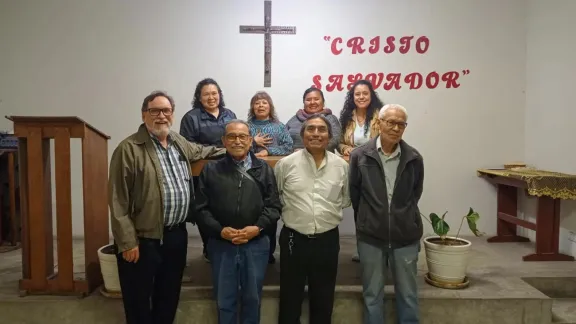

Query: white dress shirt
[274,149,351,235]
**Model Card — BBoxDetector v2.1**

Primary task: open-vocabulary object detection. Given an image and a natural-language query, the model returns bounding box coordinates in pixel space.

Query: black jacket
[195,152,282,239]
[349,138,424,248]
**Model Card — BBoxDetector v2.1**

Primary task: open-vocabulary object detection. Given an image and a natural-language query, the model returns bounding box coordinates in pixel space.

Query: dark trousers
[193,176,209,255]
[208,235,270,324]
[278,225,340,324]
[116,224,188,324]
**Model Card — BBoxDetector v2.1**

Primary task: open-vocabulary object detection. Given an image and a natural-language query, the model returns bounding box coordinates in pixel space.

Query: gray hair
[224,119,250,134]
[299,114,333,139]
[378,104,408,121]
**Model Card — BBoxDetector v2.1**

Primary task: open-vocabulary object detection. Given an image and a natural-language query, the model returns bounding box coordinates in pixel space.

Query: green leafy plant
[421,207,484,244]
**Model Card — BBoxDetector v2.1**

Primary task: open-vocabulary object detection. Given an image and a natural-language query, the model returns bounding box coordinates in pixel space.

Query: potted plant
[97,244,122,297]
[421,207,483,288]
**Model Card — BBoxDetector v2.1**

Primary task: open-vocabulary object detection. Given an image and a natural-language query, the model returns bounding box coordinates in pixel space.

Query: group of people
[178,78,387,263]
[108,77,424,324]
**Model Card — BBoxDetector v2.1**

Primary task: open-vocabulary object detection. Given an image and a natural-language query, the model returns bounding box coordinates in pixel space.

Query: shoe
[352,254,360,262]
[268,255,276,264]
[203,253,210,263]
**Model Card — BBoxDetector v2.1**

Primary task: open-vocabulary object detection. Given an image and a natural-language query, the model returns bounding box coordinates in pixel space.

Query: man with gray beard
[108,90,225,324]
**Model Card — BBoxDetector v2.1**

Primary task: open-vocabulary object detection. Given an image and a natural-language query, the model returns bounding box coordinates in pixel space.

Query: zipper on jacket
[388,202,391,249]
[389,162,407,249]
[383,166,392,249]
[236,174,243,218]
[377,160,393,249]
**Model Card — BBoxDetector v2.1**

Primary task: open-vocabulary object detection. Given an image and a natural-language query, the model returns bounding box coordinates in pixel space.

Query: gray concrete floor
[1,235,576,322]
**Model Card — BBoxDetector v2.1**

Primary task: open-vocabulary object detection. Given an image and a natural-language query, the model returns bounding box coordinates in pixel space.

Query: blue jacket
[180,107,237,147]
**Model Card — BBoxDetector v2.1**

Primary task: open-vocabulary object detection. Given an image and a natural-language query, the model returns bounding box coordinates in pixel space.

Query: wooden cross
[239,0,296,87]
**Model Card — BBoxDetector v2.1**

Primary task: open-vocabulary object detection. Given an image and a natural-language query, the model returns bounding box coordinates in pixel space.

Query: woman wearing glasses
[180,78,237,148]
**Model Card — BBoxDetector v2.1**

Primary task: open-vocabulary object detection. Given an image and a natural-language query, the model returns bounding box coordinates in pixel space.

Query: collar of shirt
[233,153,252,170]
[301,148,328,170]
[149,131,174,146]
[376,136,401,159]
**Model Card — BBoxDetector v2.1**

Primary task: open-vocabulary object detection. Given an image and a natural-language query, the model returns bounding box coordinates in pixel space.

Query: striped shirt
[150,134,191,226]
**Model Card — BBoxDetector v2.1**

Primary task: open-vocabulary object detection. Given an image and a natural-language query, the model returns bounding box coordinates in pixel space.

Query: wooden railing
[191,154,349,176]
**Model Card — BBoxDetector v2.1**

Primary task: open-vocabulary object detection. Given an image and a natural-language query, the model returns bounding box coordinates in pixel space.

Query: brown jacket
[338,110,380,154]
[108,124,225,252]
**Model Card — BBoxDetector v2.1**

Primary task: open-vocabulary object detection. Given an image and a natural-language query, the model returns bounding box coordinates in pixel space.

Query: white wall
[522,0,576,256]
[0,0,527,238]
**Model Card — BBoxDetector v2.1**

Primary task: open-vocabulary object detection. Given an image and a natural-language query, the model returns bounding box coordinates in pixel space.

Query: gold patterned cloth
[477,168,576,200]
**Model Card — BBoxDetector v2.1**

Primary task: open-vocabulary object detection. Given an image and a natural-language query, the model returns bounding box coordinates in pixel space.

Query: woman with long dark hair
[338,79,384,157]
[338,79,384,262]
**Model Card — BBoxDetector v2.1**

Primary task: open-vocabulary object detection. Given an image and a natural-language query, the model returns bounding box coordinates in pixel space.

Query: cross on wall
[239,0,297,87]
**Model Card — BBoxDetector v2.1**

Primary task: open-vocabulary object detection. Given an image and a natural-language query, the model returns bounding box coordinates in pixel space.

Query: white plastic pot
[97,244,121,293]
[423,236,471,284]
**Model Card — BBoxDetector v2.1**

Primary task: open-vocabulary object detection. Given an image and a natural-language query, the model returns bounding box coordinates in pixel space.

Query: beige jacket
[338,110,380,154]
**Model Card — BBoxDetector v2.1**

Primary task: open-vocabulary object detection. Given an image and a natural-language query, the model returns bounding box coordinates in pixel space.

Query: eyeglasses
[148,108,173,117]
[225,134,251,142]
[382,119,407,129]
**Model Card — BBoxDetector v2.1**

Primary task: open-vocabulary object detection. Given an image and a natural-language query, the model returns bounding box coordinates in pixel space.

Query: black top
[195,152,282,239]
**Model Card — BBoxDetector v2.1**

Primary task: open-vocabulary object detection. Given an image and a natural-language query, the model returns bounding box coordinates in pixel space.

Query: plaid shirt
[150,134,191,227]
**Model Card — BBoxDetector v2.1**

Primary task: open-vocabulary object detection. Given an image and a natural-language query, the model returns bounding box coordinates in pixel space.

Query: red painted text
[311,70,471,92]
[324,35,431,55]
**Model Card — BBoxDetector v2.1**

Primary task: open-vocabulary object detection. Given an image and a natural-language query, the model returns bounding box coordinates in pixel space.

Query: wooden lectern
[6,116,110,296]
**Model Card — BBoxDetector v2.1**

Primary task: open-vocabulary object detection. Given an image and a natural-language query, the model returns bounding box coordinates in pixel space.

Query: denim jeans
[208,235,270,324]
[357,239,420,324]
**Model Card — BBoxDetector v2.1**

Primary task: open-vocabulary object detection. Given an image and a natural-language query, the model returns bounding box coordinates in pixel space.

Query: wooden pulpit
[6,116,110,296]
